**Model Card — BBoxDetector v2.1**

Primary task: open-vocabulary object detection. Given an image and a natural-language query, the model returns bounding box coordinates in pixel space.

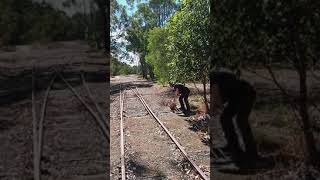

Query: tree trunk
[202,78,209,113]
[140,54,148,79]
[148,64,155,80]
[298,66,317,166]
[96,0,109,53]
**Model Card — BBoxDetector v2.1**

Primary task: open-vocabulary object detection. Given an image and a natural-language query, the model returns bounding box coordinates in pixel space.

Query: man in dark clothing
[209,71,259,167]
[169,83,191,116]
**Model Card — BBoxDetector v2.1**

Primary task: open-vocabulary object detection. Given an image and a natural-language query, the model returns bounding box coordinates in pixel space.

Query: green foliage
[146,27,170,84]
[210,0,320,165]
[125,3,159,78]
[126,3,158,53]
[146,0,210,83]
[149,0,178,27]
[123,0,178,79]
[211,0,320,70]
[111,0,130,58]
[0,0,105,47]
[111,58,140,76]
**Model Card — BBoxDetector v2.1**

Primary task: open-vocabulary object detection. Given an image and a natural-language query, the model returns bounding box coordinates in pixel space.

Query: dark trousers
[220,82,258,159]
[179,91,190,113]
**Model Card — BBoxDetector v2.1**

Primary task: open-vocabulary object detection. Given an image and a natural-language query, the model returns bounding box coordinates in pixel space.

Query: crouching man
[209,71,259,168]
[169,82,191,116]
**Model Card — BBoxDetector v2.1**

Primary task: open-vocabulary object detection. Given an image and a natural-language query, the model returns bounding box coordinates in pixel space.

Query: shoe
[184,111,191,117]
[234,155,273,169]
[220,145,232,153]
[212,157,233,165]
[218,145,242,156]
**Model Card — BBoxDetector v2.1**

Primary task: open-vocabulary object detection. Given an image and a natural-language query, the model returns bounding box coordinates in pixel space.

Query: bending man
[170,82,191,116]
[210,71,258,167]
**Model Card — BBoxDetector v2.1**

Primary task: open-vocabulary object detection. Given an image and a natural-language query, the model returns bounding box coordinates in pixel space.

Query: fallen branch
[243,67,274,82]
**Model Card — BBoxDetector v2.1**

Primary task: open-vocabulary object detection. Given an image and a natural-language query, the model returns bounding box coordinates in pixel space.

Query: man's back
[210,71,240,102]
[173,83,189,95]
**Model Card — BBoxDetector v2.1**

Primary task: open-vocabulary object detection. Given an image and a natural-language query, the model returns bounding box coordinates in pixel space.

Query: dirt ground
[0,41,109,180]
[110,75,210,179]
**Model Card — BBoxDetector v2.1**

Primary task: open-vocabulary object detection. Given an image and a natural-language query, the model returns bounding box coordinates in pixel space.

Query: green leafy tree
[126,3,157,79]
[146,27,170,84]
[124,0,178,80]
[149,0,178,27]
[166,0,210,81]
[210,0,320,168]
[0,0,96,46]
[147,0,210,109]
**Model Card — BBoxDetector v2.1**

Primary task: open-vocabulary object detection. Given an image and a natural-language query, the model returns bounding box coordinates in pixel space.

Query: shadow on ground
[126,158,166,179]
[127,159,148,176]
[213,154,275,175]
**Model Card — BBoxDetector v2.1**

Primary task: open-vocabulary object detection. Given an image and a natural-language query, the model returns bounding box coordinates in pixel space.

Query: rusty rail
[119,87,126,180]
[55,70,109,140]
[81,72,108,130]
[32,69,108,179]
[32,68,40,180]
[32,71,57,180]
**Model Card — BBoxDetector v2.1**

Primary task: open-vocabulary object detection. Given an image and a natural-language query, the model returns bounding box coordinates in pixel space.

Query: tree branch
[243,67,273,82]
[264,64,301,122]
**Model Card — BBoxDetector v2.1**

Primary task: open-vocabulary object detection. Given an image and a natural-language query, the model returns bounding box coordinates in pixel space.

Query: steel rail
[32,70,57,180]
[55,70,109,140]
[131,87,209,180]
[32,68,109,180]
[37,73,57,180]
[81,72,109,131]
[119,86,126,180]
[32,67,40,180]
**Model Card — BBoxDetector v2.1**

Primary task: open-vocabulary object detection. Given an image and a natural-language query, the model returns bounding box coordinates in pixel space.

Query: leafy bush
[0,0,102,47]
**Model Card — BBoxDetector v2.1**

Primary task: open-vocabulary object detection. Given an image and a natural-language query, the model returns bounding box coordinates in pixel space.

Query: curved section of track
[32,69,109,179]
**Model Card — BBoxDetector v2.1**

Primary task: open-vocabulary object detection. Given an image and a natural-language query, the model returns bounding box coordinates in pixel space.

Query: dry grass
[189,95,208,115]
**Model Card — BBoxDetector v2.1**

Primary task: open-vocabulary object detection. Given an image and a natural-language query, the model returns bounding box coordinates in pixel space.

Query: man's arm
[173,88,179,102]
[175,88,180,96]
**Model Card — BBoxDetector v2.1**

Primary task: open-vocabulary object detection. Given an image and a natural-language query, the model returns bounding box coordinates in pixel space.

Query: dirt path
[110,75,210,179]
[0,41,109,180]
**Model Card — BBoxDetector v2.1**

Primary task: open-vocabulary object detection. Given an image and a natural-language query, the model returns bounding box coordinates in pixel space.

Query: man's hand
[174,89,180,97]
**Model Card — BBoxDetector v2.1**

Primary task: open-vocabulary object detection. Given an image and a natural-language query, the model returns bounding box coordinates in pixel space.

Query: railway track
[118,85,209,180]
[31,67,108,180]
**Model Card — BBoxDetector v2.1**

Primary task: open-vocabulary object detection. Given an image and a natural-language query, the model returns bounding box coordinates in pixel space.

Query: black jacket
[210,72,255,103]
